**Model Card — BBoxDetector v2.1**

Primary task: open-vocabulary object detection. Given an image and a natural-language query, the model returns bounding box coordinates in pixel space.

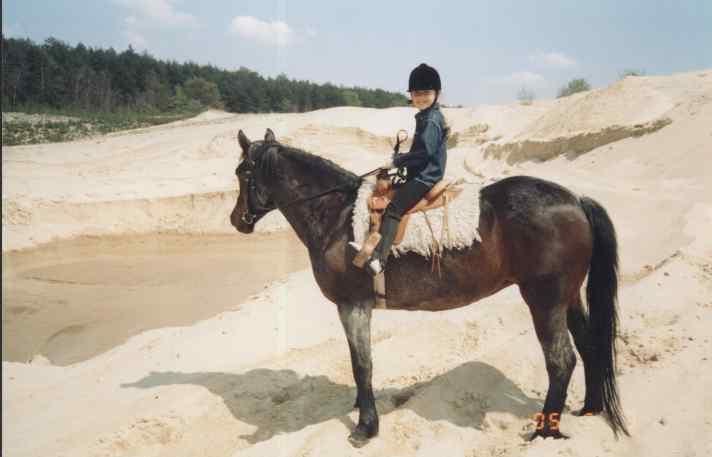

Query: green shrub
[1,109,202,146]
[517,87,535,105]
[619,69,646,79]
[557,78,591,98]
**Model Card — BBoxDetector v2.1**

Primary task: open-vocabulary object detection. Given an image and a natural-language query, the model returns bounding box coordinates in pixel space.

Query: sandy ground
[2,232,309,365]
[2,70,712,457]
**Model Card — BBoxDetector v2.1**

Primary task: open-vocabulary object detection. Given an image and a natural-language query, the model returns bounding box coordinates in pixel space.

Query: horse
[230,129,628,446]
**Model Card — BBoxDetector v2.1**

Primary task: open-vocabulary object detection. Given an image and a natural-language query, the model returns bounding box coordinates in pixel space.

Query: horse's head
[230,129,279,233]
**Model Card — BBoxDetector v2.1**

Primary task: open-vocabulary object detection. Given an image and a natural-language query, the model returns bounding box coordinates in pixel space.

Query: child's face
[410,90,436,111]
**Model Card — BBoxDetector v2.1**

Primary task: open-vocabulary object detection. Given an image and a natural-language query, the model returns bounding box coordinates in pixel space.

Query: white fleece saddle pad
[352,179,482,258]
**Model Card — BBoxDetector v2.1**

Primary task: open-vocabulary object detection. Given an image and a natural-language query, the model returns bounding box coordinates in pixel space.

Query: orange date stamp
[533,412,560,430]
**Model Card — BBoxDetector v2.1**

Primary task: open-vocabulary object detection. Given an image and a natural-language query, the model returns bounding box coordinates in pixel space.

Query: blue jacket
[392,103,448,187]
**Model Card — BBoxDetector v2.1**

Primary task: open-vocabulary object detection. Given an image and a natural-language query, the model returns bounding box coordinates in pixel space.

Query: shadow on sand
[122,361,542,444]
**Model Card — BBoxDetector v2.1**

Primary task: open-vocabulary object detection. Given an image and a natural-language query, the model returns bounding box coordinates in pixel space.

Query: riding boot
[367,213,400,276]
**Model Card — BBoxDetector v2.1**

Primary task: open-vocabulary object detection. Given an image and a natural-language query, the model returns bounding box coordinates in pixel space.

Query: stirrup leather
[352,232,381,268]
[373,272,386,309]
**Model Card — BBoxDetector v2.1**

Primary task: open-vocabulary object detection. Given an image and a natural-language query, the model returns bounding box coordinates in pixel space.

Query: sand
[2,70,712,457]
[2,232,309,365]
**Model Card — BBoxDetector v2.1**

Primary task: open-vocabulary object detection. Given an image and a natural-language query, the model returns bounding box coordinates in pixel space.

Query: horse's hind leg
[337,301,379,447]
[567,295,603,415]
[521,278,577,439]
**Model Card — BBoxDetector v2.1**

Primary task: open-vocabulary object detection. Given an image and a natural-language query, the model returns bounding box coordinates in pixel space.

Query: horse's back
[480,175,580,214]
[478,175,592,282]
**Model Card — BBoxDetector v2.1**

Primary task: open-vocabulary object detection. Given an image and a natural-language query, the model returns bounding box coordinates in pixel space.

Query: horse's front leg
[337,301,379,447]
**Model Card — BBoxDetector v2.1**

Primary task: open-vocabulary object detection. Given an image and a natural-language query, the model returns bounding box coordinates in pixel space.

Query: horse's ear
[264,128,276,143]
[238,130,251,156]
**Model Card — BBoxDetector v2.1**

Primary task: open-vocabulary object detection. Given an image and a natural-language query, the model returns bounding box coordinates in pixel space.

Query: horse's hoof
[574,408,602,417]
[348,429,370,448]
[348,424,377,448]
[528,429,569,441]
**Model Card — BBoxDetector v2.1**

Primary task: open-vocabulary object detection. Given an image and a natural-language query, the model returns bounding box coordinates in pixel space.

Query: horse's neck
[272,156,356,251]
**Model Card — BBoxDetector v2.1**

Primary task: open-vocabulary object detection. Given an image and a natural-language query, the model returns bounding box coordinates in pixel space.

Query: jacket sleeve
[392,119,442,169]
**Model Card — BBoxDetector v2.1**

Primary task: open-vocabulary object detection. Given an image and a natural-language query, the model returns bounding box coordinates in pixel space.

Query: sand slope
[3,70,712,457]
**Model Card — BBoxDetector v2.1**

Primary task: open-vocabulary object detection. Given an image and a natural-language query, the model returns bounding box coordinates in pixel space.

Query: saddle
[367,174,464,245]
[354,173,464,309]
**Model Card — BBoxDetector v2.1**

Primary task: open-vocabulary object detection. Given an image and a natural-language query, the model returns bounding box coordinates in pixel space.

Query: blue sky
[3,0,711,105]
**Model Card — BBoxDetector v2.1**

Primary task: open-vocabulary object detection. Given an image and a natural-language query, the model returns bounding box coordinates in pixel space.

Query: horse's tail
[580,196,629,437]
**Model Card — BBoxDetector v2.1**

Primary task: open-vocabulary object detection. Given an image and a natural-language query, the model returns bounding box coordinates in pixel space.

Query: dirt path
[2,231,309,365]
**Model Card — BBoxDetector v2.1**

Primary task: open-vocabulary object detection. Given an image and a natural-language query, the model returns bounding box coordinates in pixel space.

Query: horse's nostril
[241,212,255,225]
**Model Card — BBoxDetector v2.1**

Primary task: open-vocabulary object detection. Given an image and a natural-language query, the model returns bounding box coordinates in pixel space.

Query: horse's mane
[277,144,362,191]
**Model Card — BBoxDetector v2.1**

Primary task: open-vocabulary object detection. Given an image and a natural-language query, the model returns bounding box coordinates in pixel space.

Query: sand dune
[2,70,712,457]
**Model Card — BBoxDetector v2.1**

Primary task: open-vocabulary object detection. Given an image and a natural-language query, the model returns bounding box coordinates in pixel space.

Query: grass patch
[2,109,203,146]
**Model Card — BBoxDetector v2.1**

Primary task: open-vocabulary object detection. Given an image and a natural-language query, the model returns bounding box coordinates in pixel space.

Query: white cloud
[113,0,198,28]
[230,16,294,47]
[493,71,546,86]
[124,28,148,49]
[528,51,577,68]
[119,15,148,49]
[114,1,198,50]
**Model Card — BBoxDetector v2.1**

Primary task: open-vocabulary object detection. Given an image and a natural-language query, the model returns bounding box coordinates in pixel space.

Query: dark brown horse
[230,129,628,446]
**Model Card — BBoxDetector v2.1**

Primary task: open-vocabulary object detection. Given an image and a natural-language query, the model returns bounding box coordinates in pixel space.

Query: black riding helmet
[408,63,441,92]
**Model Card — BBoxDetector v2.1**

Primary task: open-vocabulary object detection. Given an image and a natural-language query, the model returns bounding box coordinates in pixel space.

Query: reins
[241,160,382,224]
[282,130,409,209]
[281,167,382,209]
[242,130,409,220]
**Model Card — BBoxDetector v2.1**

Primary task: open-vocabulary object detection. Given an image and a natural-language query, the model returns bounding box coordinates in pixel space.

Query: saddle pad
[352,178,482,258]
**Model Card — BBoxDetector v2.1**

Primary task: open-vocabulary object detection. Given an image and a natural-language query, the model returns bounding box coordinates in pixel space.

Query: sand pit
[2,232,309,365]
[3,70,712,457]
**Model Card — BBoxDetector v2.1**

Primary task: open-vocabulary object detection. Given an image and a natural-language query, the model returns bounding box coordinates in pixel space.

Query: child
[354,63,449,276]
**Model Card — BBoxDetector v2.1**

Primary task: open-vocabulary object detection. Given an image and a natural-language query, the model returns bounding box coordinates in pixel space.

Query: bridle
[239,157,382,224]
[238,155,267,225]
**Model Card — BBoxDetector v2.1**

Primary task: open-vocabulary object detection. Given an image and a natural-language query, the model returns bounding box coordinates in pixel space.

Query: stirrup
[351,232,381,268]
[366,258,383,276]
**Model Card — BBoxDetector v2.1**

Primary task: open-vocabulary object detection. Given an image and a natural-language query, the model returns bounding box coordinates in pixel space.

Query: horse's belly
[383,247,508,311]
[384,283,506,312]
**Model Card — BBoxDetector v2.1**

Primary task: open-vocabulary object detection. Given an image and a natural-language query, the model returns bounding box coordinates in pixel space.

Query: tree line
[1,36,409,114]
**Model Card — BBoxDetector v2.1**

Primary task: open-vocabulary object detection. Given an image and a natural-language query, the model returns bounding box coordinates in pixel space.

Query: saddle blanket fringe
[352,178,482,258]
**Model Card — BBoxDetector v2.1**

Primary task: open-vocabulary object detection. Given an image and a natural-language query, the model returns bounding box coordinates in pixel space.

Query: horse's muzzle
[230,211,255,233]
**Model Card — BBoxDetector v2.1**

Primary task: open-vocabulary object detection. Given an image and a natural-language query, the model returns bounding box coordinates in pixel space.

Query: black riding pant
[373,179,431,262]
